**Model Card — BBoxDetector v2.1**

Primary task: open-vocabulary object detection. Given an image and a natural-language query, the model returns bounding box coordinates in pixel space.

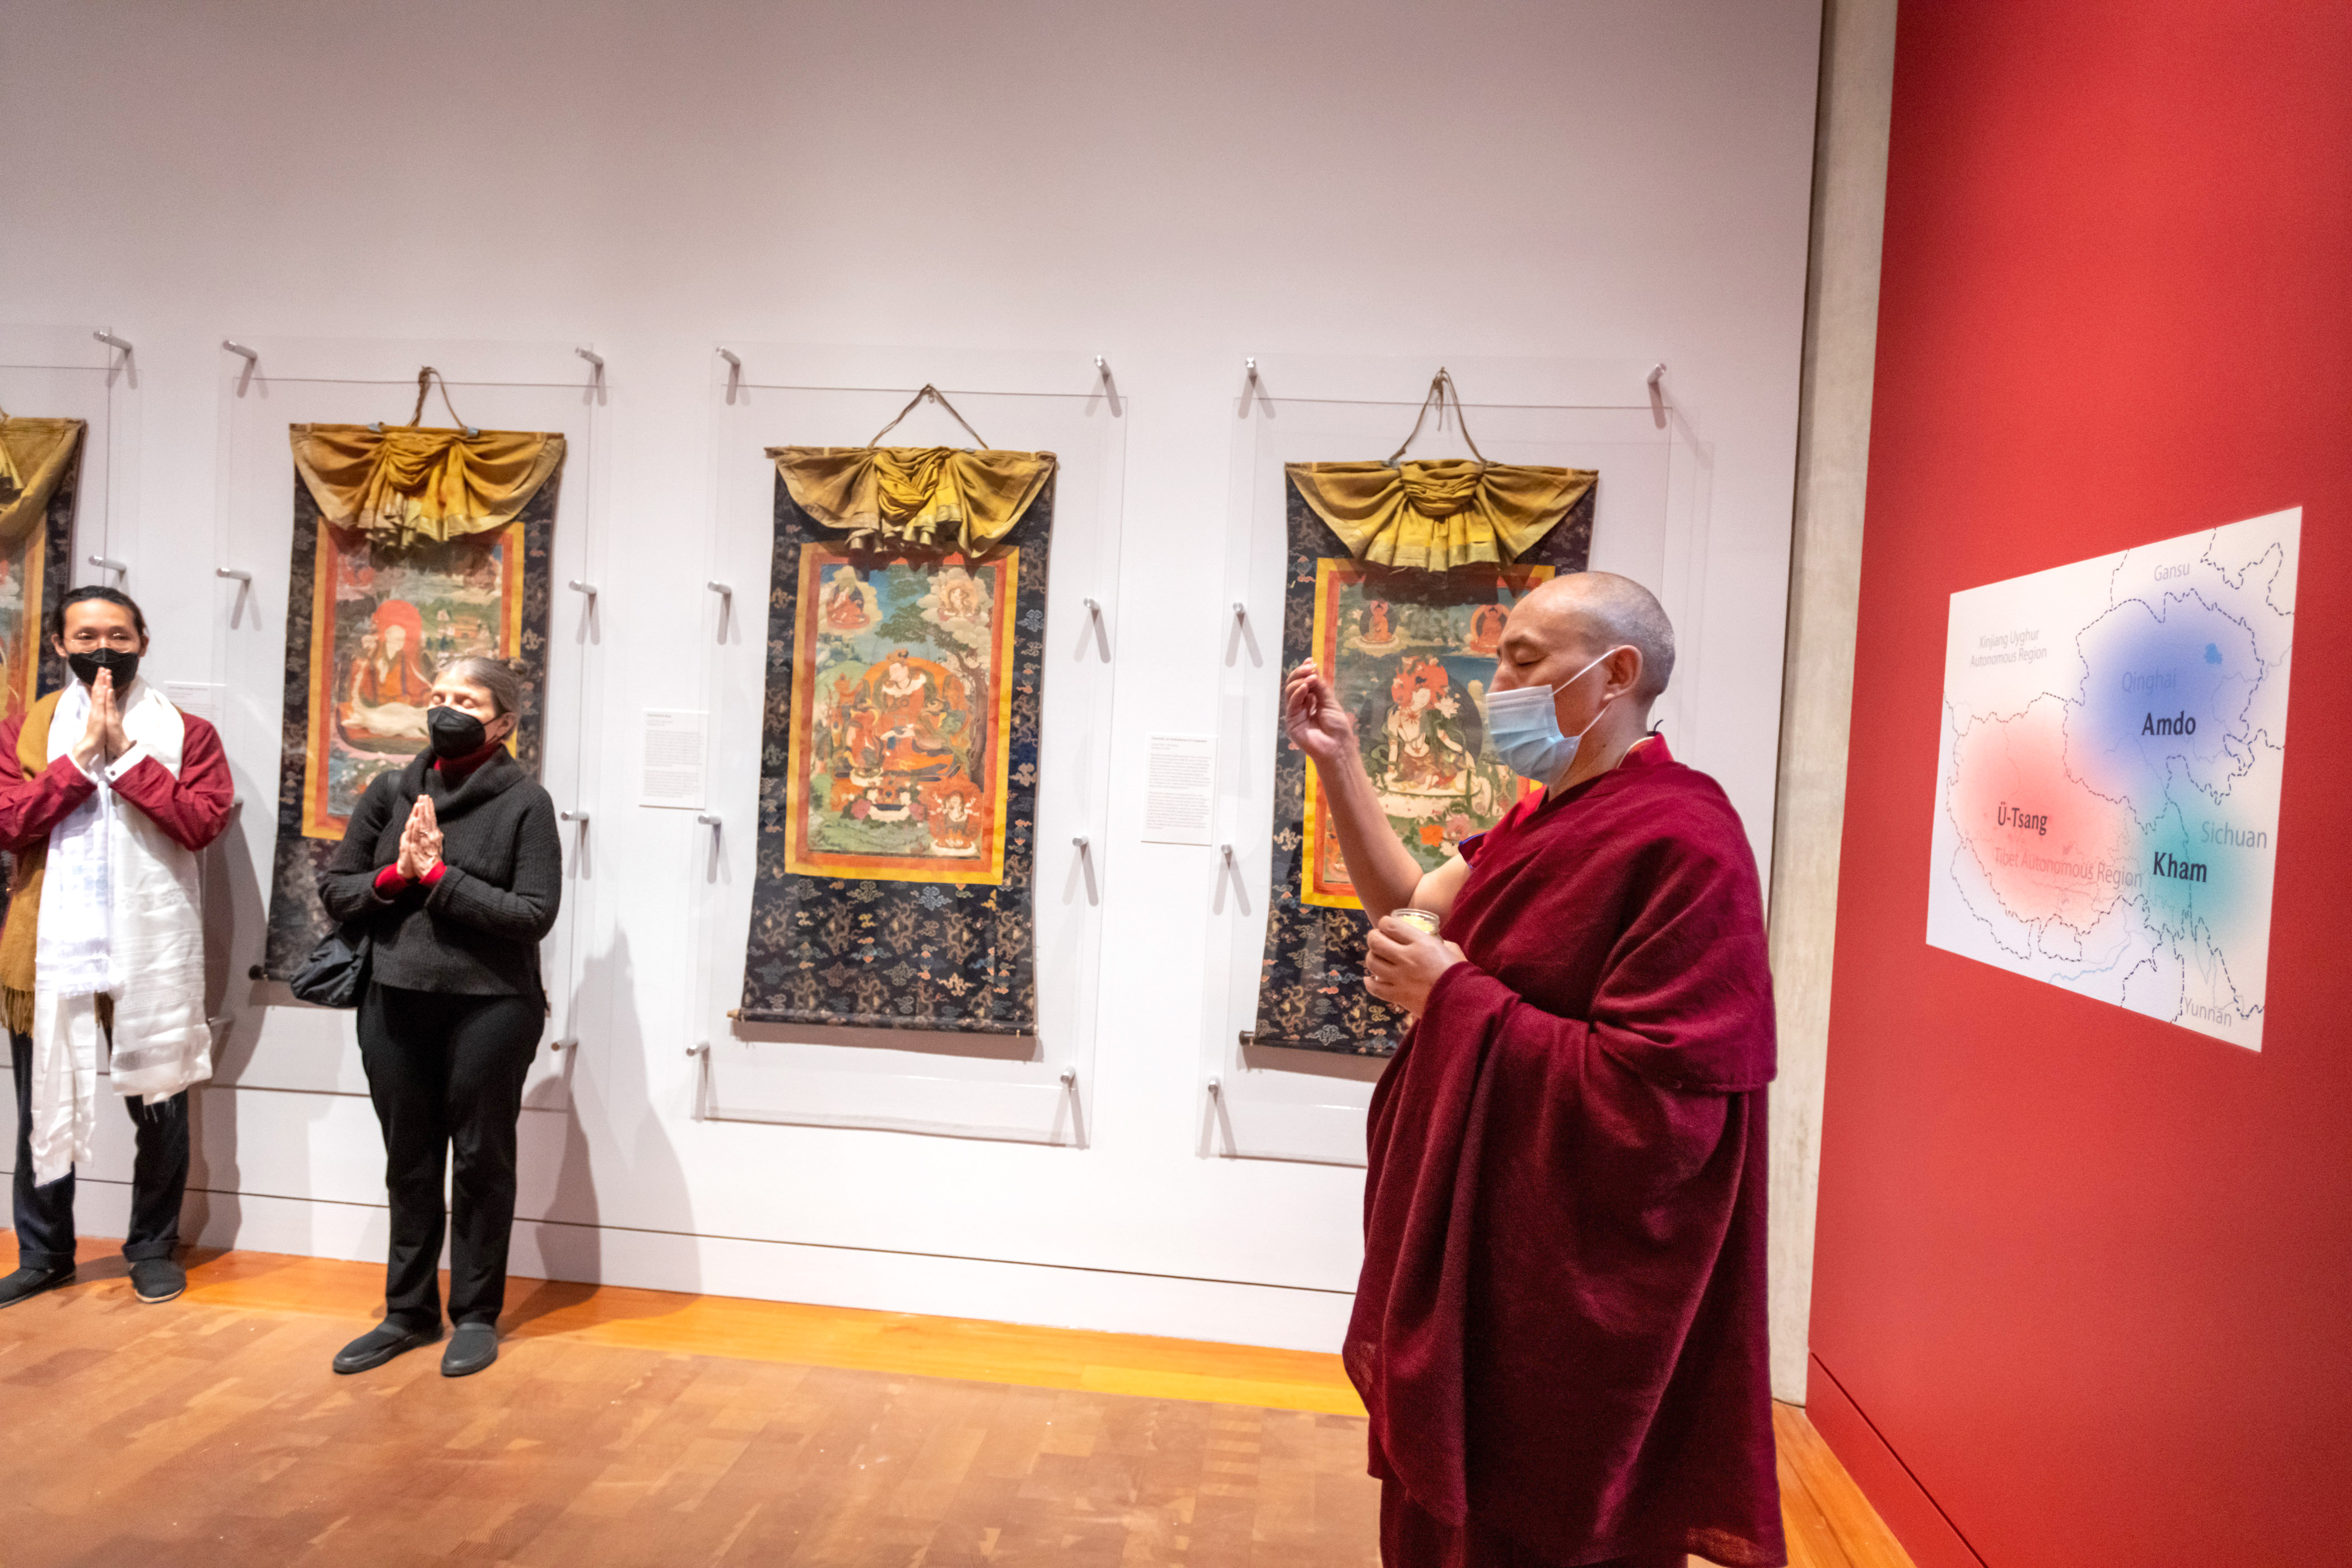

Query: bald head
[1515,572,1676,705]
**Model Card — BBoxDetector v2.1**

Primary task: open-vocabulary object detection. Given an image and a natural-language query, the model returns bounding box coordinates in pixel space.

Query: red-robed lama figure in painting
[342,599,434,745]
[1283,572,1784,1568]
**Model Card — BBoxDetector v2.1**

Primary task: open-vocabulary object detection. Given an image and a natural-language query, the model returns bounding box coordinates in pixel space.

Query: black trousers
[8,1027,189,1270]
[357,983,541,1328]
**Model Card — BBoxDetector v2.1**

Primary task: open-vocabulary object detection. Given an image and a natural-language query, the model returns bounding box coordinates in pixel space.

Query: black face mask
[67,646,140,691]
[425,704,491,759]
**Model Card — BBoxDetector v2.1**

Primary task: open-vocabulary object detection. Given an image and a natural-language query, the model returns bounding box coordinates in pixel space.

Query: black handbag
[288,921,372,1009]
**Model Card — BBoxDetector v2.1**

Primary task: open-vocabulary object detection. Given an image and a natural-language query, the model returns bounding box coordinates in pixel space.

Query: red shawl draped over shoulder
[1346,736,1785,1567]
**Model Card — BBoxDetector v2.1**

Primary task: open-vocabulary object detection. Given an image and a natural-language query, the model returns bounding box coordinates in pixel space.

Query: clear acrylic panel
[0,324,134,601]
[1,326,140,1088]
[1203,356,1707,1165]
[694,346,1123,1145]
[212,339,608,1114]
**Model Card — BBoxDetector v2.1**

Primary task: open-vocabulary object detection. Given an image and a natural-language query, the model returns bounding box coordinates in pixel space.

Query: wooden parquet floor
[0,1240,1914,1568]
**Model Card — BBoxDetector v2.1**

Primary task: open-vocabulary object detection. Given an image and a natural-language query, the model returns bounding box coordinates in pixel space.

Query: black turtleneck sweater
[318,748,562,1000]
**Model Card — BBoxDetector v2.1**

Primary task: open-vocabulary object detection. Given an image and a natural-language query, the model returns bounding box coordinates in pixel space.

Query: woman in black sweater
[318,655,562,1379]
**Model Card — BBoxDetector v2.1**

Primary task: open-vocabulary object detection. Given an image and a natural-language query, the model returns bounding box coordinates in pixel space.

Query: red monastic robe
[1347,736,1785,1568]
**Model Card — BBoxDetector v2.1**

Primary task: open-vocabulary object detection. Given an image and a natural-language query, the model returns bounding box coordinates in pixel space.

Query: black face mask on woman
[67,646,140,691]
[425,704,493,759]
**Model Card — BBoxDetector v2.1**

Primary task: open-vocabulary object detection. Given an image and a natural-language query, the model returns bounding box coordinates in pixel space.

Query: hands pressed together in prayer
[396,795,444,881]
[67,670,132,773]
[1364,916,1466,1019]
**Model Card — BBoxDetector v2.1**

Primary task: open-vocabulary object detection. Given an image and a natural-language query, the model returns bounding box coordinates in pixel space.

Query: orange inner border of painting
[1299,557,1550,910]
[301,520,526,841]
[782,544,1020,886]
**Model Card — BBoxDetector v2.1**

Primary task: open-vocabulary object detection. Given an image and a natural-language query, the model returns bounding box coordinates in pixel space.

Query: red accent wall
[1810,6,2352,1566]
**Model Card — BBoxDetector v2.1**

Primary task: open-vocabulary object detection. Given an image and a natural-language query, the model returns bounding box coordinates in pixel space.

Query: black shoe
[128,1257,185,1304]
[0,1262,74,1309]
[332,1320,441,1374]
[441,1322,498,1378]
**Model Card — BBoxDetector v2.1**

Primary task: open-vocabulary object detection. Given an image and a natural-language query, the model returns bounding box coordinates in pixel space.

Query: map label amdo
[1925,509,2299,1051]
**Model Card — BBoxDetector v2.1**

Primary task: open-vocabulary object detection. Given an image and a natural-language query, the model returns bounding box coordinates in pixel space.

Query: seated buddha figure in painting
[1464,601,1507,657]
[925,567,986,629]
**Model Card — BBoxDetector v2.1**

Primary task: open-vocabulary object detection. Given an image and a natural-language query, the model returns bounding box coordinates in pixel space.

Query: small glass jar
[1388,906,1444,937]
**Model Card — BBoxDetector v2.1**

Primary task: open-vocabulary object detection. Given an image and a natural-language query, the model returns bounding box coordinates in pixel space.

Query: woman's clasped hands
[395,794,443,882]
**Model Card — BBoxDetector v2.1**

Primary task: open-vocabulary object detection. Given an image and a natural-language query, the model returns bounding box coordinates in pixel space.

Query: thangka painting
[262,424,563,979]
[296,518,529,838]
[1296,560,1552,908]
[0,416,82,721]
[739,444,1056,1034]
[785,548,1018,881]
[1250,458,1596,1055]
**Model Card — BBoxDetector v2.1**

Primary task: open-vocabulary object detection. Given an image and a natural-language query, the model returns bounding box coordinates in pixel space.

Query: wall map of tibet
[1926,509,2300,1051]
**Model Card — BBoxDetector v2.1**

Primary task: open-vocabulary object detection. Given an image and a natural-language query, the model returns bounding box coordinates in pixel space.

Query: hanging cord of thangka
[769,386,1056,559]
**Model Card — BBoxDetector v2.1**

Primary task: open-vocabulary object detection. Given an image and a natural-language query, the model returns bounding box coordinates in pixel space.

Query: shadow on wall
[508,926,698,1315]
[178,746,695,1311]
[185,801,278,1252]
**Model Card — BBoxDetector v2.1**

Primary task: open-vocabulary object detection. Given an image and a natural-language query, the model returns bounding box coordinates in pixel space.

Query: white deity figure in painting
[1378,656,1472,798]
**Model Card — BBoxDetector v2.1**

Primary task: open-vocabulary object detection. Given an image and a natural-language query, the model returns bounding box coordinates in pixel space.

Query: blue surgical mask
[1482,651,1618,783]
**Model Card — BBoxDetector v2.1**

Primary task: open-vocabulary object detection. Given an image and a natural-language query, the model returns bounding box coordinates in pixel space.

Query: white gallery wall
[0,0,1823,1354]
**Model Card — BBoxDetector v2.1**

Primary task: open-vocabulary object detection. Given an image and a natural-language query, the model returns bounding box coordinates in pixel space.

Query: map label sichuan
[1926,508,2300,1052]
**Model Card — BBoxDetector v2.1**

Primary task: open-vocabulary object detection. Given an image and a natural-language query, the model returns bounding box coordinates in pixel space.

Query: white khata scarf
[27,678,209,1184]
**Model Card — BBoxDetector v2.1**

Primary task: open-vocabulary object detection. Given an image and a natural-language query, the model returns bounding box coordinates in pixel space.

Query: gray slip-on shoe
[333,1320,441,1374]
[440,1322,499,1378]
[0,1263,75,1309]
[129,1257,185,1304]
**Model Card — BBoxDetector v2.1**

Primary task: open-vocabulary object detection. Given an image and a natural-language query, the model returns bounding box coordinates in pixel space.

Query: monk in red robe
[1284,571,1784,1568]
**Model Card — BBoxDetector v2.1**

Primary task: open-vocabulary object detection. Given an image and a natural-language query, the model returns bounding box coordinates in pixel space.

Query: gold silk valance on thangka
[290,424,567,548]
[0,417,86,545]
[1285,459,1597,572]
[772,446,1056,559]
